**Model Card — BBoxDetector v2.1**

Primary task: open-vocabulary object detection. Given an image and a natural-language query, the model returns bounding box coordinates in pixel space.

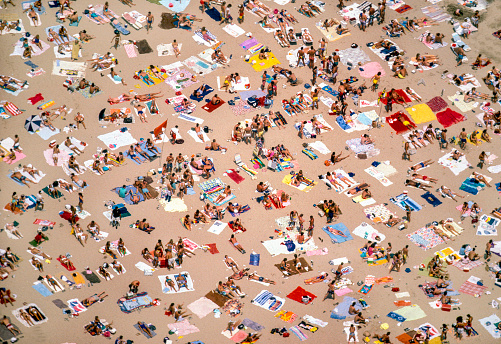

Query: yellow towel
[248,52,281,72]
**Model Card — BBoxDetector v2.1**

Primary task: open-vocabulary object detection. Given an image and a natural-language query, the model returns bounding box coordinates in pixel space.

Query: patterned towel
[452,259,483,271]
[458,280,487,296]
[290,326,308,341]
[407,227,444,250]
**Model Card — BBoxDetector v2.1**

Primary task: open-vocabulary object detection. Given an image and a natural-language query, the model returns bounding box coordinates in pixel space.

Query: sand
[1,0,501,342]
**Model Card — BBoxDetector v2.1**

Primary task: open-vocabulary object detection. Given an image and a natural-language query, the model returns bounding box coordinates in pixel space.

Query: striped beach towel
[5,102,23,116]
[290,326,308,341]
[124,43,137,58]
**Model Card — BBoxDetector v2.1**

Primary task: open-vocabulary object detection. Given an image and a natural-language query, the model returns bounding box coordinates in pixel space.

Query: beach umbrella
[24,114,42,133]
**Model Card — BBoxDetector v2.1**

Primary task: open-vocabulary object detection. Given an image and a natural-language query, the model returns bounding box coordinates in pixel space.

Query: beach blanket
[447,94,477,112]
[247,52,281,72]
[52,60,86,78]
[405,104,436,124]
[338,47,371,66]
[407,226,445,250]
[458,276,487,296]
[13,304,47,327]
[438,150,471,175]
[436,108,465,128]
[201,100,225,113]
[117,292,153,313]
[287,286,316,305]
[252,290,285,312]
[158,272,194,294]
[479,314,501,339]
[459,174,490,195]
[315,22,350,42]
[363,204,395,224]
[386,112,415,134]
[369,40,404,62]
[331,297,363,319]
[426,96,448,112]
[390,193,422,211]
[421,5,451,22]
[282,173,317,192]
[365,166,393,186]
[352,222,386,242]
[222,24,245,37]
[188,297,218,319]
[323,223,353,243]
[358,61,385,79]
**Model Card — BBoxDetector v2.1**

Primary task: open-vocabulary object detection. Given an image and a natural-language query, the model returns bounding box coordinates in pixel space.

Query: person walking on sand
[146,12,153,33]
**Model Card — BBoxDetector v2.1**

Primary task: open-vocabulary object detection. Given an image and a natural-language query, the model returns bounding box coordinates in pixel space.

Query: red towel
[202,100,225,113]
[57,257,76,271]
[27,93,44,105]
[436,108,465,128]
[286,286,317,305]
[206,243,219,254]
[378,89,411,105]
[59,211,80,223]
[226,169,245,184]
[426,96,448,112]
[385,111,415,134]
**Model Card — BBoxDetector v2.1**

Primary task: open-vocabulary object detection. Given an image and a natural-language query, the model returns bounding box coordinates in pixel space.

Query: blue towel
[459,178,483,195]
[391,194,422,211]
[322,223,353,243]
[336,115,351,130]
[32,282,53,297]
[420,192,442,207]
[357,112,374,126]
[331,297,362,319]
[205,7,222,21]
[387,311,406,322]
[189,86,214,102]
[113,185,145,205]
[321,85,339,97]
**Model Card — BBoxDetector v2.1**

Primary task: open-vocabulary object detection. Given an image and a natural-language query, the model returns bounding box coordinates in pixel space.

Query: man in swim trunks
[2,316,20,335]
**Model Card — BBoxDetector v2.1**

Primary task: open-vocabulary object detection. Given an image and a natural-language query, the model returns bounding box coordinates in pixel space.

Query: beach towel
[282,173,317,192]
[426,96,448,112]
[363,204,395,224]
[315,22,351,42]
[133,323,156,338]
[447,94,477,112]
[353,222,386,242]
[436,108,465,128]
[479,314,501,339]
[407,226,445,250]
[386,112,415,134]
[331,297,363,319]
[405,104,436,124]
[167,320,200,336]
[390,193,422,211]
[188,297,219,319]
[158,272,194,294]
[420,192,442,207]
[32,281,53,297]
[323,223,353,243]
[338,47,371,67]
[458,276,487,296]
[290,326,309,341]
[117,292,153,313]
[201,100,225,113]
[222,24,245,37]
[438,150,471,176]
[247,53,281,72]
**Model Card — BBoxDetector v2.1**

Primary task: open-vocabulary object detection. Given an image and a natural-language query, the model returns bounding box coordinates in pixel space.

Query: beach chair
[110,18,130,35]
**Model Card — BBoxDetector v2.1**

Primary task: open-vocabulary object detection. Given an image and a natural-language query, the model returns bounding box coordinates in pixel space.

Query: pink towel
[3,152,26,164]
[124,43,137,58]
[335,287,352,296]
[306,248,328,256]
[359,62,386,79]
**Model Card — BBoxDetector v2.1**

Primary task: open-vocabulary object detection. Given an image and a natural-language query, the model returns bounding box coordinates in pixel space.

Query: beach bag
[123,117,132,123]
